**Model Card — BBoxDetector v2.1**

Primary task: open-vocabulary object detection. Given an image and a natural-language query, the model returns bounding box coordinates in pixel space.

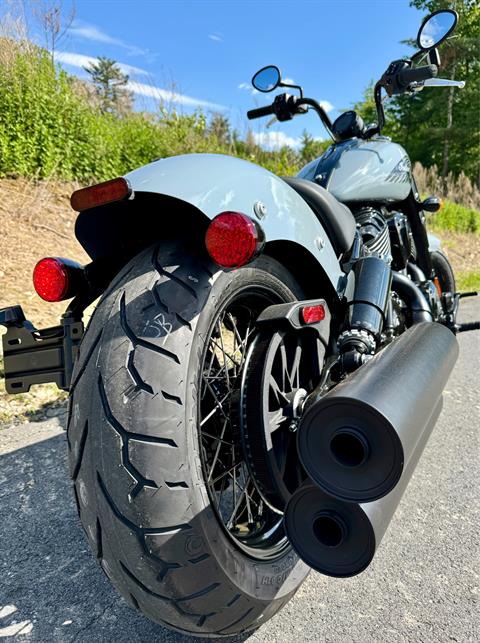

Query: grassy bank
[427,200,480,235]
[0,41,305,181]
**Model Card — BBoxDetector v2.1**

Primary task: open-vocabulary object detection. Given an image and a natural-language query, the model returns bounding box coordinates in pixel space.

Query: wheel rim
[198,285,292,560]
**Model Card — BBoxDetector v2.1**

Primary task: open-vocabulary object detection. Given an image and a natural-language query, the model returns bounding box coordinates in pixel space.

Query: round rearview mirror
[252,65,281,93]
[417,9,458,51]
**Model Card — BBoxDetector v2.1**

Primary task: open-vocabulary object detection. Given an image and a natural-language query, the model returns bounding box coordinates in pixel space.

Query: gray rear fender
[75,153,347,300]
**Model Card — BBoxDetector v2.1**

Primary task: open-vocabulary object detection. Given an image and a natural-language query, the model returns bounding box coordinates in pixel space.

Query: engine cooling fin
[355,207,391,260]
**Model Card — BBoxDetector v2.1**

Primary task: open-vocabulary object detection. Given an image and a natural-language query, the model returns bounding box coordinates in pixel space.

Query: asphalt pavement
[0,299,478,642]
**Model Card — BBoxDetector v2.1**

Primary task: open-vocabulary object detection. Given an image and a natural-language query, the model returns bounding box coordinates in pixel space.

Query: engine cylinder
[355,207,391,260]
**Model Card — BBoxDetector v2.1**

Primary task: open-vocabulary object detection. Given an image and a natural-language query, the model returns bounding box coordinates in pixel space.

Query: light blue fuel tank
[297,137,412,204]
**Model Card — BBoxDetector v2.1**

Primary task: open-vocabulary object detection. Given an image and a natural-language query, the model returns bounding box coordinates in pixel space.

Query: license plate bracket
[1,306,83,393]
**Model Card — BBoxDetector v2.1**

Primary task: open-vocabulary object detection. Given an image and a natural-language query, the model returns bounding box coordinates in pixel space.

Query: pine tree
[84,57,133,115]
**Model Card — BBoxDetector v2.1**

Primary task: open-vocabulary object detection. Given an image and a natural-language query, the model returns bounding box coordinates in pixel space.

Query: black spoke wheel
[241,329,323,513]
[198,287,291,559]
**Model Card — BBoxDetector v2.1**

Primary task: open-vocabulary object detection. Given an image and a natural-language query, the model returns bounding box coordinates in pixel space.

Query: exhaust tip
[297,399,403,502]
[330,429,369,468]
[284,484,375,577]
[312,512,346,548]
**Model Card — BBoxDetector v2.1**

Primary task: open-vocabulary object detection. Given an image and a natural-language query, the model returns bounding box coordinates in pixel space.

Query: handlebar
[247,104,275,120]
[398,64,437,88]
[247,94,336,140]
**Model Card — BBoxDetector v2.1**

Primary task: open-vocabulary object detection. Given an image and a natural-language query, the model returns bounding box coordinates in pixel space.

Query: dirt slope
[0,178,89,328]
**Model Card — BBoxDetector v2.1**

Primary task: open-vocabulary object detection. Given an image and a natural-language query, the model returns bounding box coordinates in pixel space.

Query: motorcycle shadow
[0,421,252,643]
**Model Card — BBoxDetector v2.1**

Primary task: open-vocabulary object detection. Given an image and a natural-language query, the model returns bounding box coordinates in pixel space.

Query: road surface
[0,299,478,642]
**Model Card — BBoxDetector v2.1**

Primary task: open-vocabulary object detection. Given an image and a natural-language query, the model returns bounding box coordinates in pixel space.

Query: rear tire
[67,241,310,637]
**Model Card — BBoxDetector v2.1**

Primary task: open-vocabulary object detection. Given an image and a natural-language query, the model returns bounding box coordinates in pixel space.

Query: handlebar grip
[398,64,437,87]
[247,104,275,120]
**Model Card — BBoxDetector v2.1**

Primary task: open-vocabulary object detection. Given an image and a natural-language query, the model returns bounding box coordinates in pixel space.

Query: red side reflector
[33,257,84,302]
[301,304,326,324]
[70,177,132,212]
[205,212,264,268]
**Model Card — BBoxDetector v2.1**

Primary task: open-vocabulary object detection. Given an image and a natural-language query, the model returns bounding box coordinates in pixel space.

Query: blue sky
[6,0,427,148]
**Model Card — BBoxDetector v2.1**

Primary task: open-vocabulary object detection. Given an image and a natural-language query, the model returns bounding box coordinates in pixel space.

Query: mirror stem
[279,82,304,98]
[428,48,441,66]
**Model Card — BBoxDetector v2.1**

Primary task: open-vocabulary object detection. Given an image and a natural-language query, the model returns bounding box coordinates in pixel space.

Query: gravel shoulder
[0,299,478,642]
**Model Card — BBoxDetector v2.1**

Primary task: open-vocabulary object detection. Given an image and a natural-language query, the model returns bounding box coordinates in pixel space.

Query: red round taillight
[205,212,264,268]
[33,258,72,302]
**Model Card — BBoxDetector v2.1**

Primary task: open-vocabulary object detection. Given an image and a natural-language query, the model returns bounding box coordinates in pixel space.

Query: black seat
[282,176,356,256]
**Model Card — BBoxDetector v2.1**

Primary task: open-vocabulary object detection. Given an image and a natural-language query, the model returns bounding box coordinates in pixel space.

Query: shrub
[414,162,480,211]
[0,40,304,182]
[427,200,480,234]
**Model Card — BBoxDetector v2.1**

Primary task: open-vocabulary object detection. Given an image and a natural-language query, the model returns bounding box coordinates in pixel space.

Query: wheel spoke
[203,380,230,420]
[202,346,221,398]
[269,374,289,406]
[201,430,234,446]
[289,341,302,390]
[211,462,241,485]
[268,408,286,433]
[226,486,247,529]
[207,418,229,482]
[216,319,232,390]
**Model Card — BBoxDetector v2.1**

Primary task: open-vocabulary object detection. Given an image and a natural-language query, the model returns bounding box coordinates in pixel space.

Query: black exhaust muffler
[297,322,458,502]
[285,399,442,577]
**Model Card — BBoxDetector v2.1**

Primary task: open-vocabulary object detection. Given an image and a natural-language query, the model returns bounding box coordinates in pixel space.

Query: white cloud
[209,34,223,42]
[319,100,334,113]
[238,82,258,96]
[54,51,225,110]
[127,80,226,110]
[252,131,301,150]
[68,21,152,58]
[54,51,149,77]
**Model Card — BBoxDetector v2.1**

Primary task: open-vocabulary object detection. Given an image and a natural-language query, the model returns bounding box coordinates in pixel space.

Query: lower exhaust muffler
[297,322,458,503]
[285,400,442,577]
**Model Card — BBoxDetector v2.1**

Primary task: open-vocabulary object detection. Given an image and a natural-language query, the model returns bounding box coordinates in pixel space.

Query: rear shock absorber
[338,256,392,371]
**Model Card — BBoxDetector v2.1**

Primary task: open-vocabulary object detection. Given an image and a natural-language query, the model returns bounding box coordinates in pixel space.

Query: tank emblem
[253,201,267,219]
[387,157,412,183]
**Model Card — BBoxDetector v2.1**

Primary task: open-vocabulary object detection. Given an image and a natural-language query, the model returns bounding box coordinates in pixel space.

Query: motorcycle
[1,8,478,637]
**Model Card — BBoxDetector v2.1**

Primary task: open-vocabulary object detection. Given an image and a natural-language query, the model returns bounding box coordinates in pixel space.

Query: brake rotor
[240,328,321,513]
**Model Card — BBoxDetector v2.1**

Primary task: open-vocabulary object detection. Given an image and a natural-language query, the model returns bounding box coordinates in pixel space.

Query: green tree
[354,1,479,185]
[394,0,480,183]
[208,113,231,147]
[84,57,133,115]
[352,81,398,138]
[299,130,330,164]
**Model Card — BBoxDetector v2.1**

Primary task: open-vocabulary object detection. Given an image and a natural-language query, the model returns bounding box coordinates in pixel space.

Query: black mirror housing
[416,9,458,51]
